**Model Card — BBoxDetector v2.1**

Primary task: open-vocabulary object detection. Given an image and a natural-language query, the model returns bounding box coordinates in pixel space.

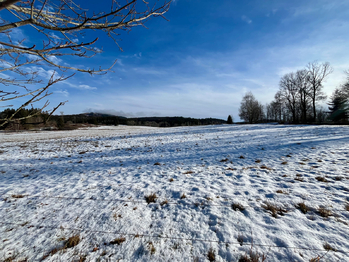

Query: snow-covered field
[1,124,349,262]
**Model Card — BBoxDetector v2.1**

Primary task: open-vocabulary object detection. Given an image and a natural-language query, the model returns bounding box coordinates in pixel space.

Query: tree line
[238,61,349,124]
[0,110,226,130]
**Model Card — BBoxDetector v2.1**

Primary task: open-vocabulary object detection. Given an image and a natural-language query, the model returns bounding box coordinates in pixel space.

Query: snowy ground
[0,124,349,262]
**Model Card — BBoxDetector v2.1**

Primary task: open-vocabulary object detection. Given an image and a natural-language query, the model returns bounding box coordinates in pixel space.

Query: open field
[1,124,349,261]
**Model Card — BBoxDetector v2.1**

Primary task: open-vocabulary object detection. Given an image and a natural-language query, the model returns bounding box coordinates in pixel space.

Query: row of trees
[238,62,349,124]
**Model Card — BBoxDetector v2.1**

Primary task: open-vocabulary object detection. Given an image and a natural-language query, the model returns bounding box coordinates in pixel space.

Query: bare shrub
[145,193,157,204]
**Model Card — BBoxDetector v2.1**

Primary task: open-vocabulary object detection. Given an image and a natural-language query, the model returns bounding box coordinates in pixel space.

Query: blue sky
[6,0,349,120]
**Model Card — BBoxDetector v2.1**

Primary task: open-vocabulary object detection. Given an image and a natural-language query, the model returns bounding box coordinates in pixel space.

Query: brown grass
[315,176,328,182]
[323,242,337,252]
[238,250,267,262]
[145,193,157,204]
[65,235,80,248]
[345,203,349,211]
[183,171,194,174]
[232,203,245,212]
[11,194,25,198]
[160,200,168,206]
[262,202,287,218]
[294,177,304,182]
[260,165,273,170]
[281,161,288,165]
[148,242,156,255]
[41,235,80,260]
[309,257,320,262]
[296,202,309,214]
[110,237,126,245]
[180,193,186,199]
[207,247,215,262]
[317,207,332,218]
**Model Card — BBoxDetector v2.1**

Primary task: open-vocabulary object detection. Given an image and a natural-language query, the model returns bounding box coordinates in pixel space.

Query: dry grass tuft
[317,207,332,218]
[281,161,288,165]
[220,158,229,162]
[183,171,194,174]
[148,242,156,255]
[255,159,261,163]
[65,235,80,248]
[110,237,126,245]
[207,247,216,262]
[345,203,349,211]
[323,242,337,252]
[315,176,328,182]
[145,193,157,204]
[11,194,25,198]
[41,235,80,260]
[238,250,267,262]
[262,202,287,218]
[237,235,244,246]
[180,193,186,199]
[154,162,161,166]
[296,202,309,214]
[41,248,60,261]
[309,256,320,262]
[294,177,304,182]
[232,203,245,212]
[260,165,273,170]
[160,200,168,206]
[276,190,287,194]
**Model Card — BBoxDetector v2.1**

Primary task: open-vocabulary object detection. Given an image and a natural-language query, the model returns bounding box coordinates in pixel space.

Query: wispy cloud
[55,89,69,97]
[241,15,252,24]
[65,81,97,90]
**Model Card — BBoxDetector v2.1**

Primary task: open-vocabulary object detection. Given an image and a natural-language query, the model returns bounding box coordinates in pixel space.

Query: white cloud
[55,89,69,97]
[48,55,62,65]
[241,15,252,24]
[65,81,97,90]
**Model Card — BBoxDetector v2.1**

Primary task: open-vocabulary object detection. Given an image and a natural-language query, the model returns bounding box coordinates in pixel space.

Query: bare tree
[0,0,171,128]
[279,72,300,123]
[306,62,333,122]
[238,91,263,124]
[294,69,311,123]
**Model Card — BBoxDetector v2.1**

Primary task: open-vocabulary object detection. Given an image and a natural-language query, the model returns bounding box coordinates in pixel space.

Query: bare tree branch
[0,0,172,129]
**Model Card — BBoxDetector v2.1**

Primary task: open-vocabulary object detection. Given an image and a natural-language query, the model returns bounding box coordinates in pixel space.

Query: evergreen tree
[328,89,349,122]
[227,115,233,124]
